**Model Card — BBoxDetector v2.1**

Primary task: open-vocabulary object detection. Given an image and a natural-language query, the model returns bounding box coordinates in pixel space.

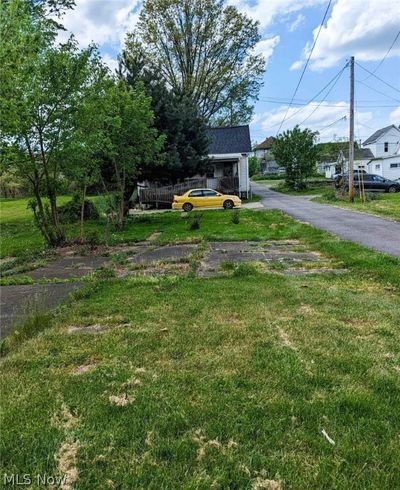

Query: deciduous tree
[126,0,264,125]
[273,126,319,190]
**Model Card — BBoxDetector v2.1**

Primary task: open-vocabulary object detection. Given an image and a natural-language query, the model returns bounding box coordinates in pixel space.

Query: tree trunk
[80,183,87,243]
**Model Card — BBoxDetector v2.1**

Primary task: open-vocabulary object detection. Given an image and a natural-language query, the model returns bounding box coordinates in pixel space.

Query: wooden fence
[138,178,207,206]
[138,176,239,206]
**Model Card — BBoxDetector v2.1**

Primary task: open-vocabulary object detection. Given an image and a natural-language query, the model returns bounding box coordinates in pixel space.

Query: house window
[390,163,399,168]
[375,164,380,170]
[384,142,389,152]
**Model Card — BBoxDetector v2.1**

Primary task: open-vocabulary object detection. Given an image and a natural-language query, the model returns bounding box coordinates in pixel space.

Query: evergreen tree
[119,41,209,183]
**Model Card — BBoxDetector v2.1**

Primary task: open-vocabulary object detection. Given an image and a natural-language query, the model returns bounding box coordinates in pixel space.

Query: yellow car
[172,189,242,212]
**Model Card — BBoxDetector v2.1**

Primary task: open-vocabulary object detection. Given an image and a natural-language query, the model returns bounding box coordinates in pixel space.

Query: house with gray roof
[362,125,400,180]
[206,125,251,198]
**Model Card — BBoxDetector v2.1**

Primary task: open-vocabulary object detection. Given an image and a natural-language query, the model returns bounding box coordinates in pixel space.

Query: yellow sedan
[172,189,242,212]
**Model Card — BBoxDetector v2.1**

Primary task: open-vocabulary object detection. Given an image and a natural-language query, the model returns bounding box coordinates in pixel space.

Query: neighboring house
[138,125,251,205]
[252,136,284,174]
[319,148,374,178]
[318,125,400,180]
[362,125,400,180]
[362,124,400,158]
[206,125,251,198]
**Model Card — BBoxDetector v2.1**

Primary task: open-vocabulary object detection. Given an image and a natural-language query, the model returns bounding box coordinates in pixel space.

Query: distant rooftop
[253,136,276,151]
[342,148,374,160]
[207,125,251,155]
[362,125,400,146]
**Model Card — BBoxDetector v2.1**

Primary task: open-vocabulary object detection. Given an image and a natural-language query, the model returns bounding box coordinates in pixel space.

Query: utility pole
[348,56,355,201]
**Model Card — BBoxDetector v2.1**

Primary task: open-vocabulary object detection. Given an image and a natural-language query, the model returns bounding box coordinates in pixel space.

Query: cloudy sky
[58,0,400,144]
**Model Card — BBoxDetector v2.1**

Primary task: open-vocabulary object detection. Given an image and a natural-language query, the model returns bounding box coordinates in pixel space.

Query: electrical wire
[266,63,349,130]
[356,61,400,95]
[356,80,400,103]
[360,30,400,82]
[275,0,333,134]
[296,64,347,127]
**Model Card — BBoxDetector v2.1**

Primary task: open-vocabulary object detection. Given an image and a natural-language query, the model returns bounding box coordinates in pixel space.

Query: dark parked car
[341,173,400,193]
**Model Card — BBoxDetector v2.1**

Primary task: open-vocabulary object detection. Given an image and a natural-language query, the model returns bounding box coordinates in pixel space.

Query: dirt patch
[252,478,282,490]
[109,394,135,406]
[67,324,106,334]
[72,363,96,375]
[278,328,297,351]
[147,232,162,242]
[55,440,79,490]
[192,429,238,461]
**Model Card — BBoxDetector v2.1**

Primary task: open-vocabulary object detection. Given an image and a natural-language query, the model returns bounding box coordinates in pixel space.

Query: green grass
[254,178,333,196]
[314,192,400,222]
[1,202,400,488]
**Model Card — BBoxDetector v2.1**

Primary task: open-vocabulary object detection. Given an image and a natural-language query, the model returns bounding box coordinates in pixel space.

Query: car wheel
[388,186,397,193]
[182,202,193,212]
[223,199,234,209]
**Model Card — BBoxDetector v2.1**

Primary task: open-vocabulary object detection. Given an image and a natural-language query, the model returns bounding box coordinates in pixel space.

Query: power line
[356,79,400,103]
[275,0,332,134]
[318,115,347,134]
[258,98,398,108]
[266,63,348,130]
[297,64,347,127]
[360,30,400,82]
[356,61,400,95]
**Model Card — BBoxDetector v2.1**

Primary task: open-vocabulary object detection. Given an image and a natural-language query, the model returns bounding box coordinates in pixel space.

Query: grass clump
[231,209,240,224]
[188,213,203,230]
[0,305,53,356]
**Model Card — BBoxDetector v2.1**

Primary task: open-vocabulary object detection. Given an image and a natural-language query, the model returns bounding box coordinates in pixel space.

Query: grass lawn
[314,192,400,222]
[1,202,400,488]
[253,179,333,196]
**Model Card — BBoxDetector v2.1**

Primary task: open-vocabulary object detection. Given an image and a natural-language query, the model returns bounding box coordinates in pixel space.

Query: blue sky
[58,0,400,144]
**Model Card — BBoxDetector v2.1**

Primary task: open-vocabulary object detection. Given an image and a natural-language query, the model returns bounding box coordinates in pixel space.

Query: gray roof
[362,125,399,146]
[207,125,251,155]
[253,136,276,150]
[342,148,374,160]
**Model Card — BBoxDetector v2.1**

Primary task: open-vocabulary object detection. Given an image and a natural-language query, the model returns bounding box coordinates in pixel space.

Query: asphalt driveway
[251,182,400,257]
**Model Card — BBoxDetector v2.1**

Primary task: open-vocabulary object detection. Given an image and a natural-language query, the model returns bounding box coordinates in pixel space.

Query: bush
[188,213,203,230]
[58,194,99,224]
[252,173,285,181]
[231,209,240,224]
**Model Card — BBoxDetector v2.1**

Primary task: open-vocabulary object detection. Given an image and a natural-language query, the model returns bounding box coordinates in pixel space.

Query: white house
[206,125,251,198]
[319,148,374,178]
[319,125,400,180]
[362,125,400,180]
[362,124,400,158]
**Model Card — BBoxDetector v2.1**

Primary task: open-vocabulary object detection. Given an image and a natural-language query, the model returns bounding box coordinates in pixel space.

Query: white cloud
[228,0,325,29]
[253,36,280,64]
[288,14,305,32]
[290,60,304,71]
[56,0,140,49]
[390,107,400,125]
[102,53,119,73]
[251,101,373,140]
[295,0,400,70]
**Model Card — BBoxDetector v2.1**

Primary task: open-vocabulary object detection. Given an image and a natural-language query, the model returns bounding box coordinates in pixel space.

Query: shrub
[57,194,99,224]
[233,262,259,277]
[188,213,203,230]
[231,209,240,224]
